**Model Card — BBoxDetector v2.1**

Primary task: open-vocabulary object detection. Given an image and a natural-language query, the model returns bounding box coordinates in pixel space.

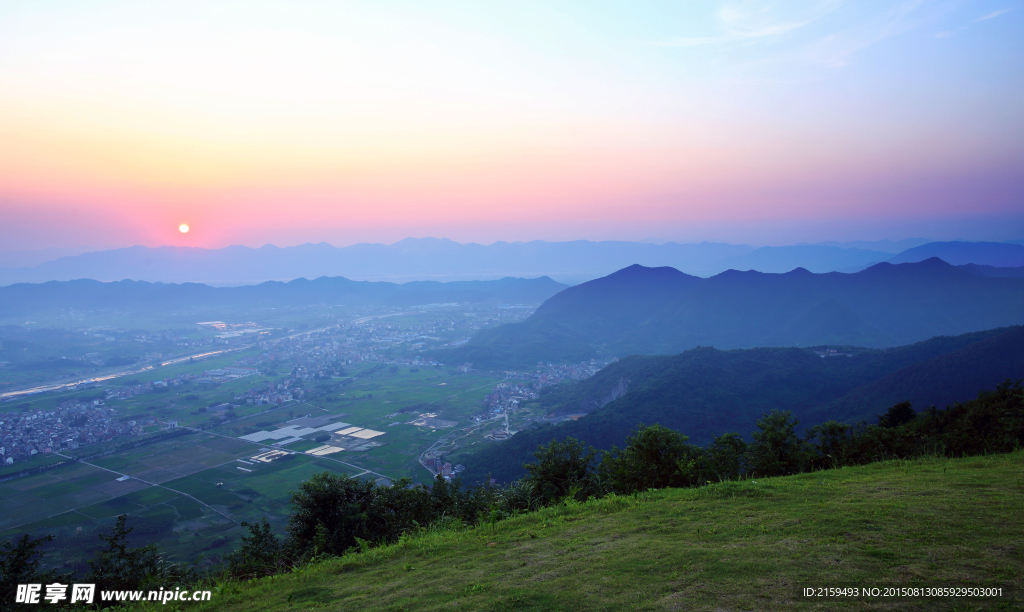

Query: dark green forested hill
[454,326,1024,484]
[434,258,1024,369]
[809,326,1024,424]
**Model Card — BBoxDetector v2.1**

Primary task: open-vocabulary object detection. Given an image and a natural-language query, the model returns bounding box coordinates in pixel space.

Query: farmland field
[0,303,545,572]
[0,358,508,573]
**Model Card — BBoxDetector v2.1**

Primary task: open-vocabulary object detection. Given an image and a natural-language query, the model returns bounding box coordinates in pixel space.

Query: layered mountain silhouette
[0,276,567,319]
[0,240,753,285]
[457,326,1024,484]
[0,237,965,286]
[4,238,1021,286]
[889,241,1024,267]
[437,258,1024,368]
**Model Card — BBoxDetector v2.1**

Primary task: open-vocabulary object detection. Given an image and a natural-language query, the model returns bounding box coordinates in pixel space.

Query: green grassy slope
[173,451,1022,611]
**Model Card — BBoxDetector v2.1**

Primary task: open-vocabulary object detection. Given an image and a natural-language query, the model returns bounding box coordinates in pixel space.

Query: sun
[179,224,189,233]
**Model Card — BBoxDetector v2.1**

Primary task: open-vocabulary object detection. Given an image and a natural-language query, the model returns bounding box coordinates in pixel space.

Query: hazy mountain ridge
[456,326,1024,484]
[0,240,751,285]
[2,238,1015,286]
[889,241,1024,267]
[0,275,567,319]
[437,258,1024,368]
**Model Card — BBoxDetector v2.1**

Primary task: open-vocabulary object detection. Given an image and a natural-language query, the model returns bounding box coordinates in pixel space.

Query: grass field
[156,450,1024,612]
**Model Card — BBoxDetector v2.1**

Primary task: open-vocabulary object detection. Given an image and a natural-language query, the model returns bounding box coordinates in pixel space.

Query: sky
[0,0,1022,251]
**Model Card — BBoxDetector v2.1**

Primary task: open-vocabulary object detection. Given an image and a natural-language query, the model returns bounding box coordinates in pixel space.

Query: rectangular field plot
[2,511,86,533]
[307,445,343,456]
[158,476,247,510]
[25,480,86,500]
[166,496,205,521]
[239,422,350,442]
[251,450,291,463]
[90,478,149,497]
[78,496,146,519]
[122,487,180,506]
[85,435,260,486]
[0,460,151,531]
[227,457,351,501]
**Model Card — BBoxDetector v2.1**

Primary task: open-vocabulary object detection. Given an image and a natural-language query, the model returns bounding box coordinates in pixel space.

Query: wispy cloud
[976,8,1012,21]
[650,1,844,47]
[650,0,956,71]
[801,0,937,68]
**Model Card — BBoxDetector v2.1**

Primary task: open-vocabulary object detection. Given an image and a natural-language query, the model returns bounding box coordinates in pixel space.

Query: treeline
[526,380,1024,500]
[2,380,1021,608]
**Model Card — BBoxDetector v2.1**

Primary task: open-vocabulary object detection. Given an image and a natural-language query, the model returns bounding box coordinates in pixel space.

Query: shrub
[227,518,288,579]
[87,515,197,593]
[0,534,62,609]
[746,410,809,477]
[695,432,747,483]
[878,401,916,428]
[598,424,700,493]
[523,437,599,504]
[286,473,376,558]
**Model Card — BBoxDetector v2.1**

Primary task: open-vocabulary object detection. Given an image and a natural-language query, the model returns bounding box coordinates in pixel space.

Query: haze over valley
[1,1,1022,608]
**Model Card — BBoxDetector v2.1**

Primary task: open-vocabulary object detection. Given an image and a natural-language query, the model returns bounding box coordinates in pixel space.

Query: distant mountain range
[0,276,567,320]
[0,239,748,286]
[436,258,1024,368]
[888,241,1024,267]
[2,238,1021,286]
[456,326,1024,484]
[0,237,993,286]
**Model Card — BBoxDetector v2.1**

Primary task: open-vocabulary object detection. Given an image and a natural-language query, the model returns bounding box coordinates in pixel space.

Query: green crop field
[155,451,1024,612]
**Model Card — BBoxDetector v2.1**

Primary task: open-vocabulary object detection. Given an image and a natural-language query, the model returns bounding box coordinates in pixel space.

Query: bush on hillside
[87,515,197,593]
[746,410,808,477]
[694,432,748,483]
[287,473,378,558]
[523,438,600,504]
[878,401,916,428]
[0,535,62,611]
[227,518,288,579]
[598,424,700,493]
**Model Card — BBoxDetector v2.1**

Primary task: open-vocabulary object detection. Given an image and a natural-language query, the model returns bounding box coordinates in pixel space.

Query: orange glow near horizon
[1,1,1022,250]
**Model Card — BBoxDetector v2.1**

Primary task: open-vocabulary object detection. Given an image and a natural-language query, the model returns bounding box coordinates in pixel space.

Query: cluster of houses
[104,372,199,400]
[249,323,455,376]
[196,367,259,384]
[233,381,304,406]
[0,402,151,463]
[470,381,540,423]
[421,457,465,479]
[504,359,616,386]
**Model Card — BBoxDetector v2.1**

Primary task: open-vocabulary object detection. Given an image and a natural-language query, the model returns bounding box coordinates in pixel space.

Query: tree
[227,518,287,579]
[286,473,376,557]
[523,437,598,504]
[746,410,809,477]
[804,420,854,470]
[87,515,195,592]
[0,535,62,610]
[599,424,699,493]
[696,432,748,483]
[878,401,916,428]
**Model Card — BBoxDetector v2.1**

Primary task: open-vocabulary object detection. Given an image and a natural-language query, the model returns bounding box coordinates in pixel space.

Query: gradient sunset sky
[1,1,1022,250]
